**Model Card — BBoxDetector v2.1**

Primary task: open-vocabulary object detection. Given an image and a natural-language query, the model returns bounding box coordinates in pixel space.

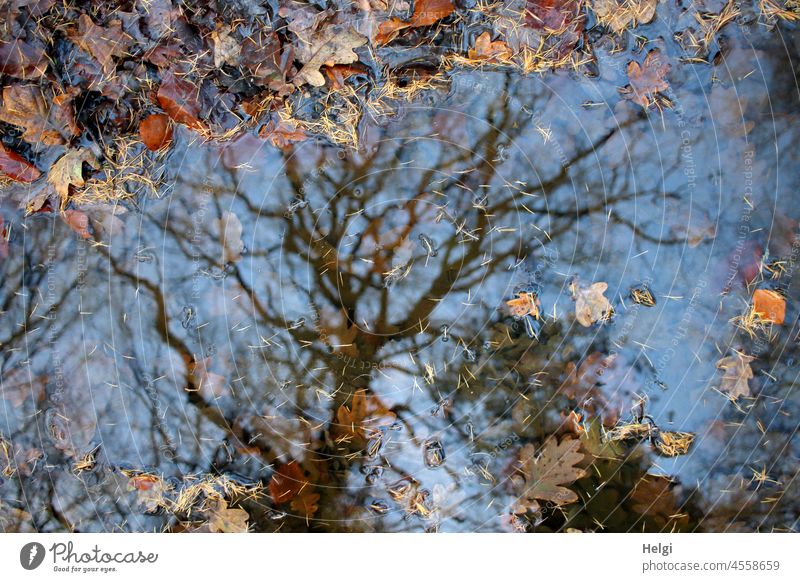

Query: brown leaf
[513,437,586,514]
[62,210,91,239]
[506,291,540,318]
[0,39,48,79]
[241,30,284,86]
[752,289,786,325]
[156,72,203,130]
[206,497,249,533]
[259,118,307,149]
[290,489,320,520]
[68,14,132,76]
[215,210,244,264]
[269,461,306,503]
[468,32,513,62]
[715,351,755,399]
[188,356,229,400]
[375,0,455,45]
[572,281,613,326]
[127,473,170,513]
[625,49,670,107]
[139,113,173,151]
[293,24,367,87]
[211,24,242,68]
[0,144,41,182]
[47,148,100,207]
[332,389,396,447]
[592,0,657,35]
[0,85,78,146]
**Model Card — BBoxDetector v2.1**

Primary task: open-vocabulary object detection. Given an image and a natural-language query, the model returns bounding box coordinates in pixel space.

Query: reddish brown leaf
[375,0,455,45]
[269,461,306,504]
[67,14,132,76]
[156,72,203,130]
[62,210,91,239]
[258,119,307,149]
[0,39,48,79]
[468,32,513,62]
[0,144,41,182]
[525,0,582,31]
[625,49,671,107]
[0,85,78,146]
[139,113,173,151]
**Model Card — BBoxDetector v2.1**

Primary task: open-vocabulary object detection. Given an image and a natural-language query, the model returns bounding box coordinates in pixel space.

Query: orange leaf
[752,289,785,325]
[375,0,455,45]
[139,113,173,151]
[506,291,539,319]
[0,144,40,182]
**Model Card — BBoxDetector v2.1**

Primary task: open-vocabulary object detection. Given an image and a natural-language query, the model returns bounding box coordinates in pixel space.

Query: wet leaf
[156,72,203,130]
[293,24,367,87]
[139,113,173,151]
[241,30,284,86]
[47,148,100,207]
[592,0,657,35]
[211,23,242,68]
[127,473,170,513]
[468,32,513,62]
[259,118,307,149]
[506,291,540,319]
[0,143,41,182]
[290,489,320,520]
[206,497,249,532]
[0,39,48,79]
[752,289,786,325]
[332,389,396,447]
[572,281,613,326]
[715,351,755,399]
[513,437,586,514]
[62,209,91,239]
[188,356,229,400]
[0,85,78,145]
[215,210,244,264]
[375,0,455,45]
[269,461,306,503]
[67,14,132,76]
[625,49,670,108]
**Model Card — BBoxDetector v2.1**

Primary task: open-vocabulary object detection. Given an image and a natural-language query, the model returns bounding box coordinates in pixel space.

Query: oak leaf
[47,148,99,206]
[211,24,242,68]
[513,437,586,514]
[0,85,78,145]
[625,49,670,107]
[592,0,657,35]
[715,351,755,399]
[290,489,320,520]
[468,32,513,62]
[332,389,396,446]
[293,25,367,87]
[269,461,305,504]
[506,291,540,319]
[68,15,132,76]
[206,497,249,532]
[572,281,613,326]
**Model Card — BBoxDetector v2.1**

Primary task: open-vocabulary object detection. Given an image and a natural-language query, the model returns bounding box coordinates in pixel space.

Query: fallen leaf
[188,356,229,400]
[0,39,48,79]
[625,49,670,108]
[259,118,307,149]
[139,113,173,151]
[215,211,244,263]
[0,144,41,182]
[506,291,540,319]
[332,389,396,447]
[47,148,100,207]
[572,281,613,326]
[67,14,132,76]
[293,24,367,87]
[0,85,78,145]
[715,351,756,399]
[290,489,320,520]
[241,30,284,86]
[156,72,204,130]
[205,497,249,532]
[375,0,455,45]
[211,23,242,68]
[592,0,657,35]
[468,32,513,62]
[513,437,586,514]
[269,461,306,503]
[62,210,91,239]
[752,289,786,325]
[127,473,170,513]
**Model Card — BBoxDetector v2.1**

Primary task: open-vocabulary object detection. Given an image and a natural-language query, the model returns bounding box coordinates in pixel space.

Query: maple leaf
[0,144,41,182]
[572,281,613,326]
[752,289,786,325]
[293,24,367,87]
[205,496,249,533]
[512,437,586,514]
[67,14,132,77]
[468,32,513,62]
[0,85,78,146]
[592,0,657,35]
[332,389,396,447]
[47,148,100,207]
[715,351,756,399]
[624,49,670,108]
[375,0,456,45]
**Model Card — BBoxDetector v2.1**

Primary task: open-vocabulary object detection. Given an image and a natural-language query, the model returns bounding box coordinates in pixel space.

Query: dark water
[2,8,800,532]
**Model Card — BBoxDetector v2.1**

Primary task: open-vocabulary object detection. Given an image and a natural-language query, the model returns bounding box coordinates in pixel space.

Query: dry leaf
[506,291,540,319]
[0,85,78,145]
[211,24,242,68]
[752,289,786,325]
[715,352,755,399]
[625,49,670,107]
[375,0,455,45]
[47,148,100,207]
[572,281,613,326]
[592,0,657,35]
[0,39,48,79]
[68,14,132,76]
[0,143,41,182]
[293,25,367,87]
[206,497,249,532]
[468,31,513,62]
[513,437,586,514]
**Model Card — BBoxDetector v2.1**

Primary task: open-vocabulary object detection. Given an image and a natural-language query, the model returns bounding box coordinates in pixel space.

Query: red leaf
[0,144,41,182]
[62,210,91,239]
[139,113,173,151]
[156,72,203,130]
[269,461,306,504]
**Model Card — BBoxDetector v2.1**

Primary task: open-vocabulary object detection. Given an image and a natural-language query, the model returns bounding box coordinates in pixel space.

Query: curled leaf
[47,148,100,207]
